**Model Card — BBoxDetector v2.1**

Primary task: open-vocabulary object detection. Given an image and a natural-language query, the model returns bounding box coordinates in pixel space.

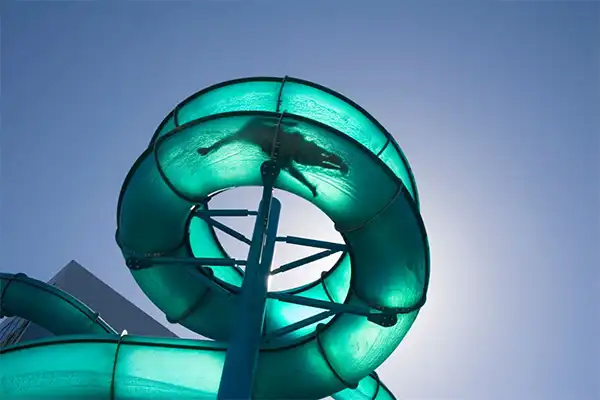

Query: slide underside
[1,77,429,399]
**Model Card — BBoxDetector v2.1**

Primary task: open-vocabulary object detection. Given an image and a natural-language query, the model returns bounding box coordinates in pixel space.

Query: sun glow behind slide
[210,187,344,292]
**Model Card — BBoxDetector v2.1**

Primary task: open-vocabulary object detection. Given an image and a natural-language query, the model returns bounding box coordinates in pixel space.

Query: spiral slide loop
[0,77,429,400]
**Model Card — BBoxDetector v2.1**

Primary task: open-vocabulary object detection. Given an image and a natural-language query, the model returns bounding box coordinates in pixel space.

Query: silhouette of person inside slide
[197,117,348,197]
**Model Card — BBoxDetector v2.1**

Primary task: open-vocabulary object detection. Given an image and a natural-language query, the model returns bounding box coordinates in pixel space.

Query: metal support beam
[270,249,336,275]
[268,292,378,317]
[276,235,347,252]
[267,292,399,328]
[126,257,246,270]
[195,209,258,217]
[217,161,281,400]
[262,310,335,343]
[197,216,253,245]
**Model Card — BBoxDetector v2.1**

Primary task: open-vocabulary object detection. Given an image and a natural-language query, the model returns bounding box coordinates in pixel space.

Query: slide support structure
[217,160,282,400]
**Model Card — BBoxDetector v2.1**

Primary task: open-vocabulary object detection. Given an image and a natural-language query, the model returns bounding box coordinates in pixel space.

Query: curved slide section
[117,112,428,397]
[0,273,116,336]
[2,77,429,399]
[151,76,419,205]
[1,273,396,399]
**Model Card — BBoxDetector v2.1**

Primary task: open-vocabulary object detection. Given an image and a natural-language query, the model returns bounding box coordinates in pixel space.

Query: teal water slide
[0,77,429,399]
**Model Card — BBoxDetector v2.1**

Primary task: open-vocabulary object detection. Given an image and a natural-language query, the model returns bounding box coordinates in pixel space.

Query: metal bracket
[335,184,404,234]
[367,313,398,327]
[276,75,288,113]
[88,311,102,331]
[269,113,286,161]
[109,332,127,400]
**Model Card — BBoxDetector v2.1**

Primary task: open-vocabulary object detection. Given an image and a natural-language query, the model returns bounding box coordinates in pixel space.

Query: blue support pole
[217,161,281,400]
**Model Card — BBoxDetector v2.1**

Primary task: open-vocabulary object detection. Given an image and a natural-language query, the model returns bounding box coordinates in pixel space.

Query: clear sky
[2,1,599,399]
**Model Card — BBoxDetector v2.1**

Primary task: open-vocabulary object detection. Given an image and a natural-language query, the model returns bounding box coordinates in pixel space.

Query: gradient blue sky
[1,1,599,399]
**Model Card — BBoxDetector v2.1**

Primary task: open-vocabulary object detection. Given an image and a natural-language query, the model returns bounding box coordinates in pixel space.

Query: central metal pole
[217,161,281,400]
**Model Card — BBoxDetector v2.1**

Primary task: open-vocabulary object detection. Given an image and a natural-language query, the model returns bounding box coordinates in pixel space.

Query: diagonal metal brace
[266,292,398,327]
[270,249,336,275]
[194,209,258,217]
[126,256,246,270]
[276,236,347,252]
[196,214,252,245]
[262,310,336,342]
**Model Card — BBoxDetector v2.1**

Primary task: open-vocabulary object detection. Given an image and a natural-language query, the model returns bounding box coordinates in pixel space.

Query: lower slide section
[0,273,397,400]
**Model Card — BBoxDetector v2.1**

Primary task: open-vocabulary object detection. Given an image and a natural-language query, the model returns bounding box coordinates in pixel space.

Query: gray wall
[50,261,177,338]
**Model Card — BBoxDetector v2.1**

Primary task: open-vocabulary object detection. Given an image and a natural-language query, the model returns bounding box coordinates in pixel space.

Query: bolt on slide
[1,77,430,399]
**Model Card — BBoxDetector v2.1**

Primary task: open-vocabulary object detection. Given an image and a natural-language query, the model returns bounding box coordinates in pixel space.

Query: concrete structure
[0,260,176,347]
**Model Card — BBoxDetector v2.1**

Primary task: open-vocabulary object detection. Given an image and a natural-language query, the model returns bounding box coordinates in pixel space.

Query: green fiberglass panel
[378,141,418,203]
[333,376,396,400]
[265,282,335,341]
[174,80,281,130]
[320,303,419,385]
[188,215,243,287]
[1,334,358,400]
[254,338,345,399]
[278,81,388,154]
[0,282,401,400]
[344,190,428,310]
[130,248,205,315]
[0,339,116,399]
[155,113,397,230]
[155,114,176,141]
[130,246,239,341]
[375,385,396,400]
[156,116,266,199]
[333,373,379,400]
[277,78,419,203]
[117,150,191,256]
[114,337,226,399]
[0,274,115,335]
[321,252,352,303]
[188,217,243,286]
[152,77,419,205]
